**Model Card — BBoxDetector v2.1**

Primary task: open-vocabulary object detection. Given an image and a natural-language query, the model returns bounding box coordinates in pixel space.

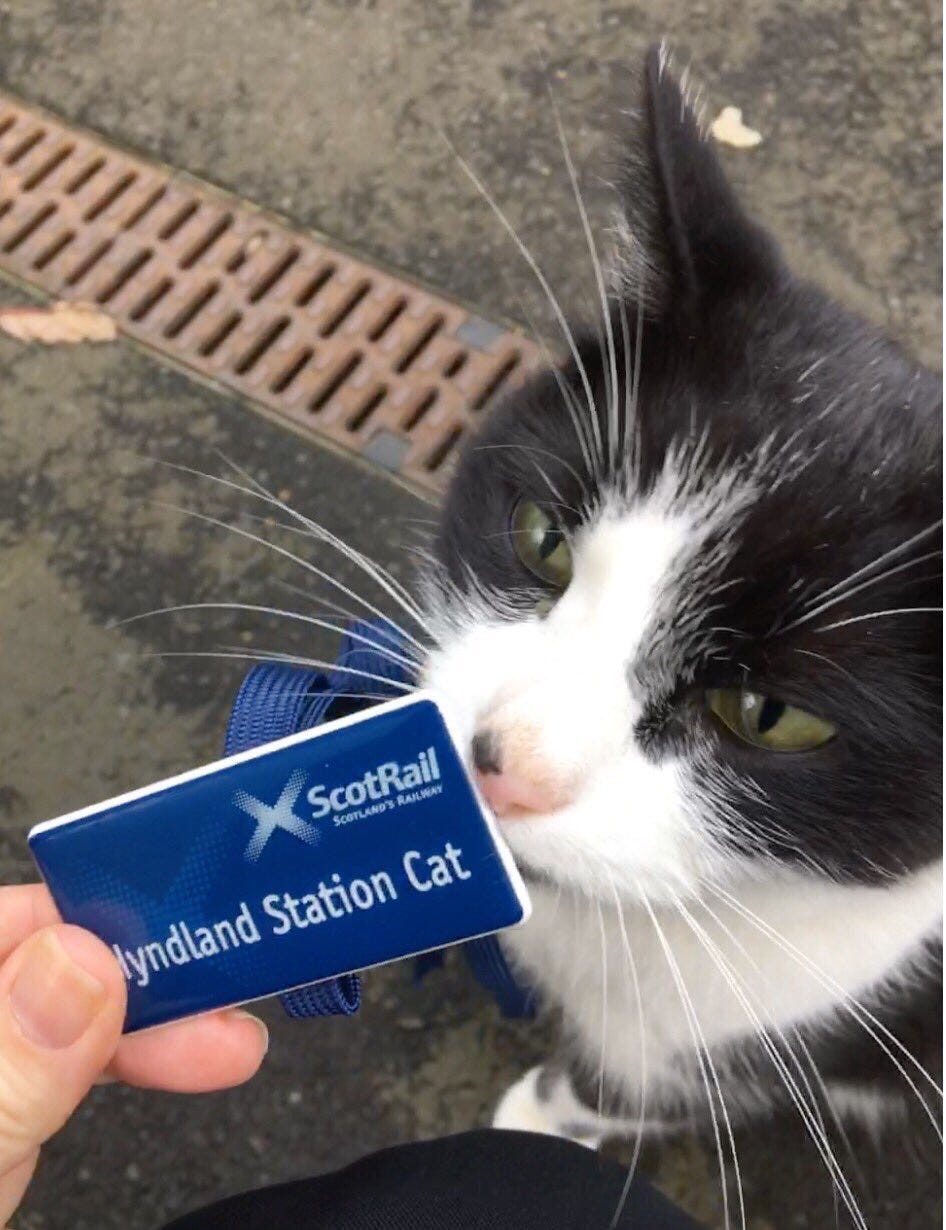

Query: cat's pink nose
[475,769,562,818]
[471,730,566,818]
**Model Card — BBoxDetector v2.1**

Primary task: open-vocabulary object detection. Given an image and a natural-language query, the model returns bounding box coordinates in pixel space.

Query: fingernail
[10,930,108,1049]
[232,1010,269,1055]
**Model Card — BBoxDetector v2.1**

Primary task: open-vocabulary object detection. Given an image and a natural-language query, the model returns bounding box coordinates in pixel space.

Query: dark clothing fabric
[163,1129,705,1230]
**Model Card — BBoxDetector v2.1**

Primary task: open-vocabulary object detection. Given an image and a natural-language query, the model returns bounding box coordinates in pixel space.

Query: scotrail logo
[233,747,443,861]
[233,769,320,863]
[307,747,441,820]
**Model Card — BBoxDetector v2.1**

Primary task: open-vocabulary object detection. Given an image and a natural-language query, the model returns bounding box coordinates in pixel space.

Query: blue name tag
[29,694,530,1032]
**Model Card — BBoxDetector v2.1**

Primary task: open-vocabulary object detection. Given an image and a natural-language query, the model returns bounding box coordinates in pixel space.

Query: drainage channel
[0,93,543,496]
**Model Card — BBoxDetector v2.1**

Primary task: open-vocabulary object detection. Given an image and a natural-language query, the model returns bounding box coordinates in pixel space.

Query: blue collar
[225,620,537,1021]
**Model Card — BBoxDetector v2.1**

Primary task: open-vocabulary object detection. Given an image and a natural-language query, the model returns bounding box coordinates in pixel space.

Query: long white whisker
[237,507,442,612]
[506,290,599,485]
[813,606,942,633]
[798,520,943,611]
[789,1025,868,1200]
[783,550,942,631]
[616,292,633,494]
[142,456,433,642]
[703,881,944,1124]
[438,130,601,463]
[154,501,432,656]
[272,578,405,634]
[547,91,613,472]
[639,891,742,1230]
[216,450,430,627]
[595,899,609,1118]
[215,456,430,628]
[146,648,416,693]
[111,602,421,671]
[473,443,589,506]
[628,281,645,488]
[672,895,868,1230]
[606,875,647,1230]
[680,893,870,1224]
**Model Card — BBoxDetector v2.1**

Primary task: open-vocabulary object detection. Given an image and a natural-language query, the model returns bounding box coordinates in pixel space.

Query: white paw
[493,1068,555,1134]
[492,1067,603,1149]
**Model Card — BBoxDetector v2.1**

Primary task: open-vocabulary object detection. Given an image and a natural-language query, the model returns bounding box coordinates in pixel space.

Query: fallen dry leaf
[710,105,763,149]
[0,300,118,345]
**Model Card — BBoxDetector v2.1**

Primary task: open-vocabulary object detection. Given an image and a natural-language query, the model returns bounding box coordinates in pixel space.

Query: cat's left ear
[613,45,784,317]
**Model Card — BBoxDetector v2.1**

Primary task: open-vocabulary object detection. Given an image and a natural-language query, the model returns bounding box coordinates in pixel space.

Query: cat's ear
[612,44,782,316]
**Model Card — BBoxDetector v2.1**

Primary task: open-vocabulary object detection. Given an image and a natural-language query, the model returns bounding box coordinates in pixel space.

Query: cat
[419,43,943,1187]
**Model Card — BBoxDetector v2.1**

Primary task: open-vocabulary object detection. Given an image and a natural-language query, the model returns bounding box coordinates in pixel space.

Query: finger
[0,1149,38,1218]
[0,886,61,966]
[107,1009,268,1092]
[0,925,125,1223]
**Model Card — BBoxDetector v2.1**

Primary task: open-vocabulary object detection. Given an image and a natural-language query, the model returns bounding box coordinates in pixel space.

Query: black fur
[430,48,942,1120]
[436,47,942,885]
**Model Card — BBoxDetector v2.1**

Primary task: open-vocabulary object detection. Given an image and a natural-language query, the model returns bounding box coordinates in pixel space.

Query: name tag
[29,694,530,1032]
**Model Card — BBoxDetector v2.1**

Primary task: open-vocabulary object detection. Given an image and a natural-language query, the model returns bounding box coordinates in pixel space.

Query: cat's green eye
[510,500,573,590]
[706,687,836,753]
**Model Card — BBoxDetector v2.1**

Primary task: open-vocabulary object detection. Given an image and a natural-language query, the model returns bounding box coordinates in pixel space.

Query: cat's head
[422,47,942,904]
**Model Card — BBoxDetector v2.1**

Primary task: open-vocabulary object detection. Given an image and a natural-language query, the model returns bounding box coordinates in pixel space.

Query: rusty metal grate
[0,95,543,495]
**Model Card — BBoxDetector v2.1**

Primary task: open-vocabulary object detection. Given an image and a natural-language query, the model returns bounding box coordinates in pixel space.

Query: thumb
[0,924,126,1220]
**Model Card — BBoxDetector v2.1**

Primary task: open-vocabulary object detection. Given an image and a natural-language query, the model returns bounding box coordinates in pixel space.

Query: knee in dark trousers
[163,1129,705,1230]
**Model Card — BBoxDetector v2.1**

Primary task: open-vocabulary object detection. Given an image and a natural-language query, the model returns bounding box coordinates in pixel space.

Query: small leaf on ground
[0,300,118,344]
[710,106,763,149]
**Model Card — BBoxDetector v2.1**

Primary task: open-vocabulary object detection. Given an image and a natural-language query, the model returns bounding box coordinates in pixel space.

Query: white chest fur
[502,864,943,1107]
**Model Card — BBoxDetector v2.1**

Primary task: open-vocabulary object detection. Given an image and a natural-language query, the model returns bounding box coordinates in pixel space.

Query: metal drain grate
[0,95,543,495]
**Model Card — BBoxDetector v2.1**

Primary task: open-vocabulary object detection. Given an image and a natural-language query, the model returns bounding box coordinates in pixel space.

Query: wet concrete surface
[0,2,941,1228]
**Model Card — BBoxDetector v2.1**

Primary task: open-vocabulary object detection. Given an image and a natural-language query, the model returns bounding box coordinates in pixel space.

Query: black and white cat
[420,45,943,1171]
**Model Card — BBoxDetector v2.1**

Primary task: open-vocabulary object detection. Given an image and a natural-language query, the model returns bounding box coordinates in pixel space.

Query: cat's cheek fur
[491,761,711,903]
[423,619,720,903]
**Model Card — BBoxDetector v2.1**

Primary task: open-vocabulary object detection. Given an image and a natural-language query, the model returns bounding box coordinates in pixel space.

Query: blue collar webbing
[225,620,537,1020]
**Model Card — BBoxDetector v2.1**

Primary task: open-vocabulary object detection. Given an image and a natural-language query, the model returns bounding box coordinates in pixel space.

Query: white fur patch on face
[424,492,724,901]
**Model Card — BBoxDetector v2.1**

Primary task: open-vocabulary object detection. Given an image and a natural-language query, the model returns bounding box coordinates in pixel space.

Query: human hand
[0,883,269,1222]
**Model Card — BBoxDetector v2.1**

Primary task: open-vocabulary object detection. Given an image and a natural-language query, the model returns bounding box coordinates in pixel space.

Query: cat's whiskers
[473,442,590,509]
[615,292,633,494]
[794,1036,866,1230]
[146,456,432,644]
[547,88,615,475]
[508,288,600,485]
[681,891,870,1224]
[606,873,648,1230]
[788,1025,868,1206]
[272,578,412,640]
[154,500,433,656]
[145,648,417,693]
[790,1050,844,1230]
[238,507,438,593]
[111,602,423,672]
[701,880,943,1129]
[437,130,604,481]
[799,550,941,624]
[628,281,645,488]
[790,648,917,729]
[782,549,942,634]
[671,894,868,1230]
[813,606,942,634]
[594,898,609,1119]
[214,451,430,631]
[638,888,744,1230]
[396,515,440,529]
[795,519,943,615]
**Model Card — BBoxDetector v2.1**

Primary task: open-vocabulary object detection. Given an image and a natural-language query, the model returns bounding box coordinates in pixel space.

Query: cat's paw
[492,1066,603,1149]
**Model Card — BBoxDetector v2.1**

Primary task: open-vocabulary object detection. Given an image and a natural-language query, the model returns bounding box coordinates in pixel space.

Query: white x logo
[233,769,320,862]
